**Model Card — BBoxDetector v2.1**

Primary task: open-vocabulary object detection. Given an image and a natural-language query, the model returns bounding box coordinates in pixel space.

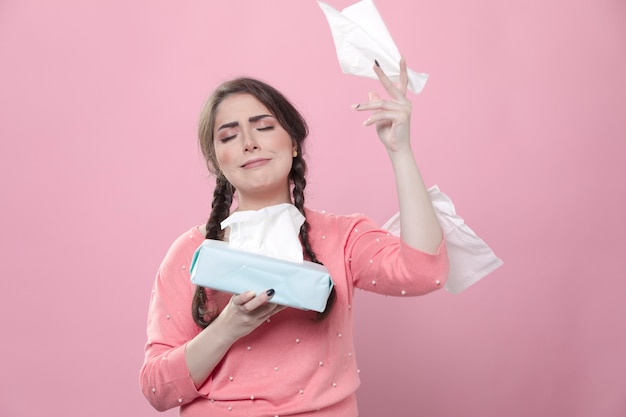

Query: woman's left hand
[354,57,412,153]
[353,57,444,254]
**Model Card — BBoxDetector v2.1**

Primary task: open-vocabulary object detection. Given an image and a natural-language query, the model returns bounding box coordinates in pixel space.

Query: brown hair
[192,77,336,328]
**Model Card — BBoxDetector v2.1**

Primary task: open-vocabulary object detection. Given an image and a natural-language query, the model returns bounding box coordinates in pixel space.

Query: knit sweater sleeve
[344,214,449,296]
[139,229,210,411]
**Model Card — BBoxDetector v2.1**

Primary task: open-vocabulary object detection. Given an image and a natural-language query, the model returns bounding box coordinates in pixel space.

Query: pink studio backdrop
[1,1,625,416]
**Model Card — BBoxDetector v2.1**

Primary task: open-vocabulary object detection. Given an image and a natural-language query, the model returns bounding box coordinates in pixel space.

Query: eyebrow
[217,114,274,131]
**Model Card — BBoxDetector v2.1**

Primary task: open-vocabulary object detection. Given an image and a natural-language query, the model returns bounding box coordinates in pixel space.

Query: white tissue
[221,203,305,263]
[382,186,503,293]
[317,0,428,94]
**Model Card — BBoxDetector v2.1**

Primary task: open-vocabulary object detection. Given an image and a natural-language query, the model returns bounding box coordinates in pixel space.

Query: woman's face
[213,93,295,208]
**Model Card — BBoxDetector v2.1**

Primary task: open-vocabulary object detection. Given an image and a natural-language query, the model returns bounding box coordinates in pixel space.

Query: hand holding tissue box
[189,204,334,313]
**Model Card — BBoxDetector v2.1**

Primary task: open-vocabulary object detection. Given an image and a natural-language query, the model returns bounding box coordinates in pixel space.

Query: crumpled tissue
[382,186,503,293]
[318,0,428,94]
[190,203,334,312]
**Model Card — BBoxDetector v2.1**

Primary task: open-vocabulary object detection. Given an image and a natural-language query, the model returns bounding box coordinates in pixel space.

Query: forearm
[185,290,281,388]
[388,145,442,254]
[355,58,442,252]
[185,317,237,387]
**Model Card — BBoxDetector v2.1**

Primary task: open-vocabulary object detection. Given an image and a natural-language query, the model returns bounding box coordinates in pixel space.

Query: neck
[235,190,293,212]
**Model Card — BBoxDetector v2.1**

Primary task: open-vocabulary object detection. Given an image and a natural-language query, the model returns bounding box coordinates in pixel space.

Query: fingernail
[374,59,380,68]
[351,104,360,109]
[266,289,275,297]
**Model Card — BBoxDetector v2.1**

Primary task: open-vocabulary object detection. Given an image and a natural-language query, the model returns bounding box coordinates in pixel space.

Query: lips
[241,158,271,169]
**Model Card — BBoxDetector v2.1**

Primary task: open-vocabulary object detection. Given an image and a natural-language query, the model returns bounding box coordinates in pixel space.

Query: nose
[241,128,260,153]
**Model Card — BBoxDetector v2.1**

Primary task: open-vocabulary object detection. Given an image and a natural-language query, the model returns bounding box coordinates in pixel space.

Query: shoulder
[304,207,376,235]
[160,226,205,270]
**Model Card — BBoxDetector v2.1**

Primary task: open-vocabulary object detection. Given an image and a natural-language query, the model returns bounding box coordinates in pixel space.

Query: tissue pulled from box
[221,203,305,263]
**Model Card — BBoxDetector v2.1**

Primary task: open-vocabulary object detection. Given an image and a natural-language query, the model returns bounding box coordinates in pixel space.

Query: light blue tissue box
[190,240,334,313]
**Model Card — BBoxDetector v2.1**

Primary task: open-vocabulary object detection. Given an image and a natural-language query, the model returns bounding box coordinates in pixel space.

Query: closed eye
[257,126,275,131]
[220,134,237,143]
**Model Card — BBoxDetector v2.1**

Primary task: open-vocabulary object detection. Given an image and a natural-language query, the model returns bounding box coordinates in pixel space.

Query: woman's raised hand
[352,57,443,254]
[354,57,413,153]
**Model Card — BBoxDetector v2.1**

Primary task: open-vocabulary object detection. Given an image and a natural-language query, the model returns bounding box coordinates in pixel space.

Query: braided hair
[192,77,336,328]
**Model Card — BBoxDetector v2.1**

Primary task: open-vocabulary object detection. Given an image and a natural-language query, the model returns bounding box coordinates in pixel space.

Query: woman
[140,58,448,416]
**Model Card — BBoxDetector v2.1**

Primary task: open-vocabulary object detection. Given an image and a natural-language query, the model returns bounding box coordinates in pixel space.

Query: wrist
[387,144,416,163]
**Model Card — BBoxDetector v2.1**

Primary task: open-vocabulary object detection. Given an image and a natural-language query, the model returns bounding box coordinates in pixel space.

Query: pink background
[1,0,625,416]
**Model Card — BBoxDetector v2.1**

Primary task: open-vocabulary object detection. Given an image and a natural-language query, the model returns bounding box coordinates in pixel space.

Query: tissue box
[190,239,334,312]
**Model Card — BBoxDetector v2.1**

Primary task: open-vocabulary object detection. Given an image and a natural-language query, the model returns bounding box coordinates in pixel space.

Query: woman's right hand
[215,289,285,343]
[185,289,285,387]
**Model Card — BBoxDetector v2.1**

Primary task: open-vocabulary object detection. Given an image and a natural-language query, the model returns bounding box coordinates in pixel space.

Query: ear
[292,141,298,158]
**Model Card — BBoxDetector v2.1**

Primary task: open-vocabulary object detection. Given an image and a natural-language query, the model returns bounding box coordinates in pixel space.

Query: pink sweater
[140,209,448,416]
